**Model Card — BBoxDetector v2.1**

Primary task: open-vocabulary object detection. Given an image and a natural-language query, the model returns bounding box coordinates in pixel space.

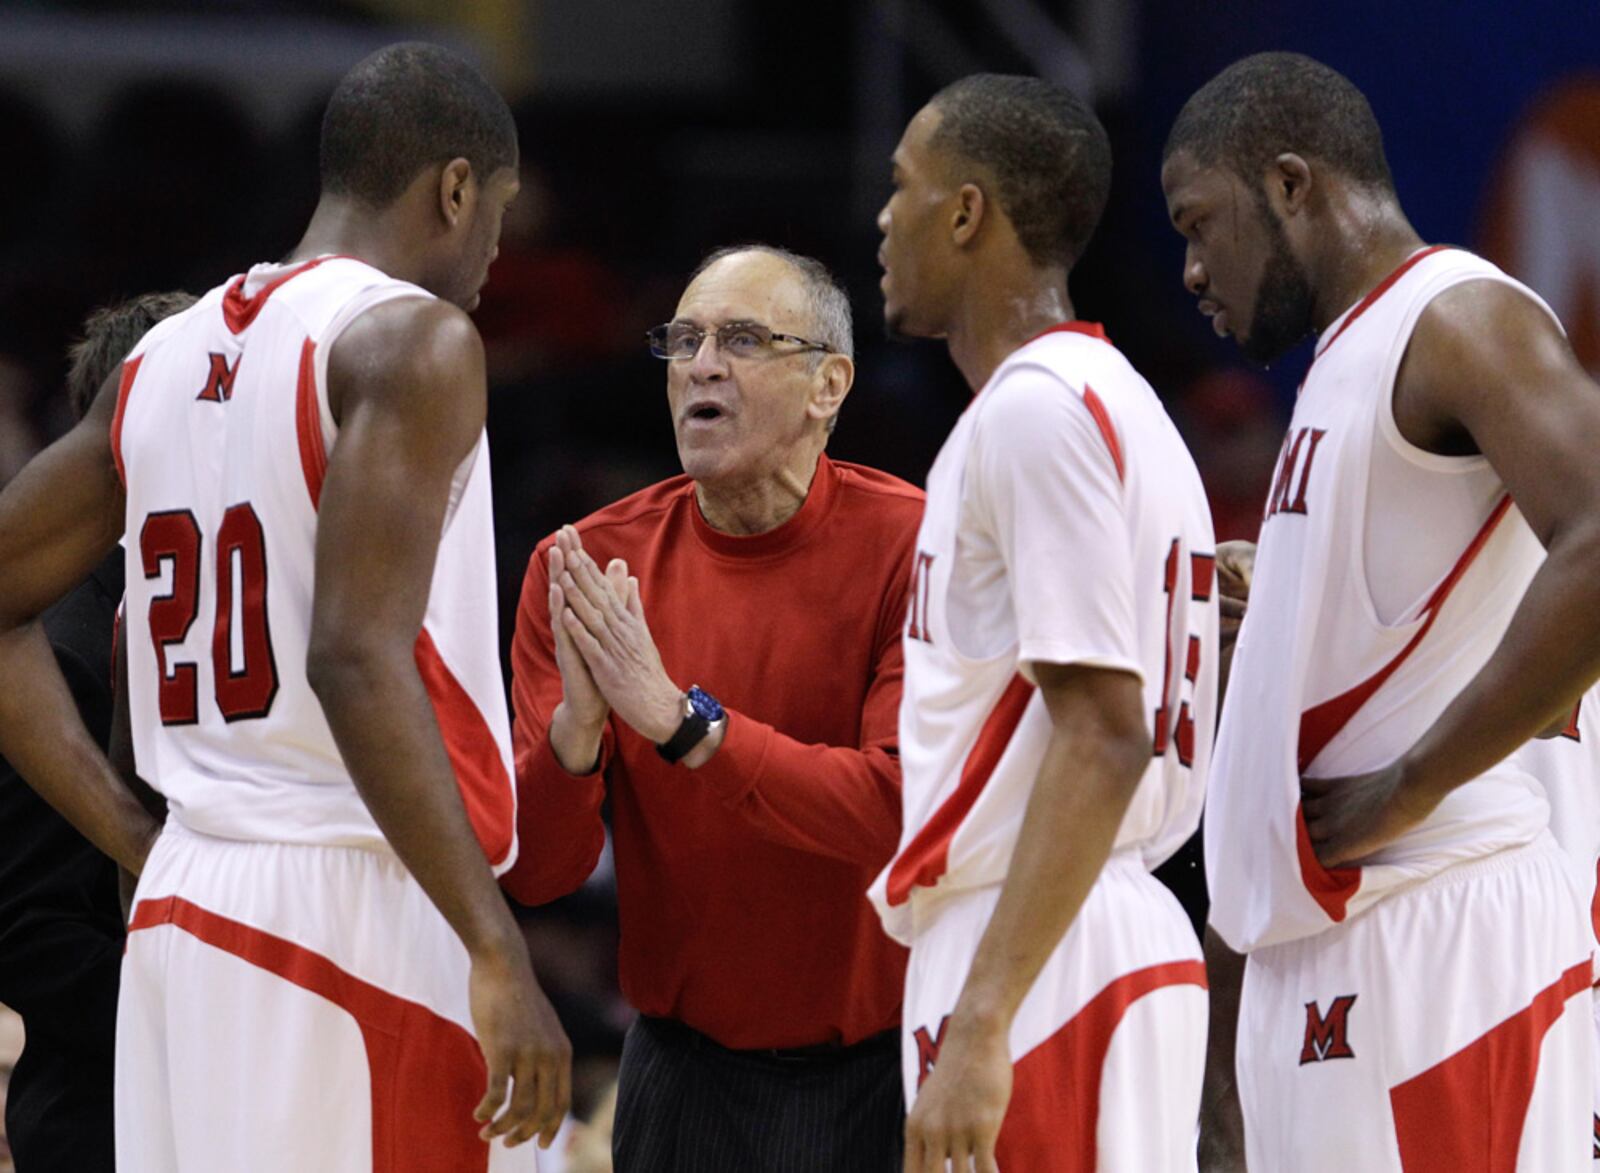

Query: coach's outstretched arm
[307,297,570,1149]
[1304,281,1600,865]
[0,376,160,875]
[903,663,1150,1173]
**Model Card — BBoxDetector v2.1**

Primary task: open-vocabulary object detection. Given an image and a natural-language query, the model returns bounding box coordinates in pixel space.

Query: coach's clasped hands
[549,527,720,763]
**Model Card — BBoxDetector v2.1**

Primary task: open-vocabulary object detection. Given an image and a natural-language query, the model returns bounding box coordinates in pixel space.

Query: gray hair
[689,243,855,360]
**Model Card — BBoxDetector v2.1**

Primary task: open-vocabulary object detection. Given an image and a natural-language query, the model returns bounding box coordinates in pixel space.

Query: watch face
[686,685,724,722]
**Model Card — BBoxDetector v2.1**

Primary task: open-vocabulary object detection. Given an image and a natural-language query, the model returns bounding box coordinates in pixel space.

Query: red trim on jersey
[109,355,143,490]
[1390,959,1590,1172]
[1313,245,1454,361]
[414,628,515,868]
[1024,320,1111,346]
[109,601,123,692]
[1298,494,1512,774]
[995,959,1209,1170]
[295,338,327,509]
[223,255,353,334]
[1081,386,1126,484]
[128,894,490,1173]
[1293,804,1362,922]
[1591,857,1600,947]
[886,674,1036,906]
[1293,494,1511,921]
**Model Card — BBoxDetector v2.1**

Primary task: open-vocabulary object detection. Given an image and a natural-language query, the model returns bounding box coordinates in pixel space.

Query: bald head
[688,244,854,359]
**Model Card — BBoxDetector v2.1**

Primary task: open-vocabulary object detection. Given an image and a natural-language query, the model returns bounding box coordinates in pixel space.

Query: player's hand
[469,938,572,1150]
[555,537,683,745]
[549,532,609,731]
[1216,540,1256,651]
[1301,763,1436,867]
[903,1016,1010,1173]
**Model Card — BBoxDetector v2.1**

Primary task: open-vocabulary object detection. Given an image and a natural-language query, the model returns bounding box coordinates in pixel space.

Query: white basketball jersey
[113,256,517,873]
[869,323,1217,944]
[1207,248,1558,952]
[1521,686,1600,942]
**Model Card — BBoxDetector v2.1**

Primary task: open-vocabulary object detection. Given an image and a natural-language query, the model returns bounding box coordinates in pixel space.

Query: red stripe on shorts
[886,673,1035,905]
[415,627,516,868]
[1389,959,1591,1172]
[128,894,491,1173]
[996,959,1209,1171]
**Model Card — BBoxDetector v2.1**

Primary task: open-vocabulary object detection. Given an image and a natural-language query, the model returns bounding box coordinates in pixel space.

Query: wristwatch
[656,685,726,763]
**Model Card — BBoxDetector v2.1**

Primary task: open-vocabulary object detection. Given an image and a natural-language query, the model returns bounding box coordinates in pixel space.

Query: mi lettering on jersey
[870,323,1218,943]
[114,256,517,873]
[1207,249,1562,952]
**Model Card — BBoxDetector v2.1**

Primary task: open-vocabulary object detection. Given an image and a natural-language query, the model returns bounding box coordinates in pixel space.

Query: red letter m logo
[197,353,240,403]
[912,1014,951,1089]
[1300,994,1357,1064]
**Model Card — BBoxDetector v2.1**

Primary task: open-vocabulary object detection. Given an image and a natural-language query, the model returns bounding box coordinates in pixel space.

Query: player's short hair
[66,291,197,421]
[320,42,517,209]
[689,244,855,361]
[926,74,1111,271]
[1164,52,1394,193]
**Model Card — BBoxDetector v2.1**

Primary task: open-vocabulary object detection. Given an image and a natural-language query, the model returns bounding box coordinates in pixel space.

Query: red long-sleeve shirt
[502,456,922,1049]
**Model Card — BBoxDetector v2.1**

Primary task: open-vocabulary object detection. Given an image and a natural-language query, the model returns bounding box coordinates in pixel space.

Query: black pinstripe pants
[612,1015,905,1172]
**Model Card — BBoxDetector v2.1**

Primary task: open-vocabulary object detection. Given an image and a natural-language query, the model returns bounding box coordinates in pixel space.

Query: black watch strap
[656,708,710,764]
[657,686,724,764]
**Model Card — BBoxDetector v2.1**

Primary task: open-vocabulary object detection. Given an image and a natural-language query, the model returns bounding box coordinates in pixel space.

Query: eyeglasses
[646,320,834,361]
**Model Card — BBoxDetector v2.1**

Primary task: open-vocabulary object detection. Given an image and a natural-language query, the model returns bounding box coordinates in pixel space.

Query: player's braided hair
[1164,52,1395,194]
[320,42,517,209]
[927,74,1111,271]
[66,291,197,421]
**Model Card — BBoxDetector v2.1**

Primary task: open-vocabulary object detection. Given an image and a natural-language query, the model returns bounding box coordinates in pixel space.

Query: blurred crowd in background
[0,1,1596,1169]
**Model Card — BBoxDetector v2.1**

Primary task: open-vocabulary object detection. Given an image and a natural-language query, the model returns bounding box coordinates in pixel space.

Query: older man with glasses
[500,243,924,1171]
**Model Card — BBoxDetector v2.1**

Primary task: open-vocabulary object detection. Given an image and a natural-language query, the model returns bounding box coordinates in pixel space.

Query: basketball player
[0,291,193,1173]
[872,74,1216,1171]
[0,43,569,1170]
[1163,52,1600,1170]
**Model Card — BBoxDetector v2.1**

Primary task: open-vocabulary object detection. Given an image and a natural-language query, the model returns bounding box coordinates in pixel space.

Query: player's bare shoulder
[1394,276,1581,454]
[326,295,487,434]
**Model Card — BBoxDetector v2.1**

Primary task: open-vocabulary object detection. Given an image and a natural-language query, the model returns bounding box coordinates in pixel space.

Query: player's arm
[308,298,569,1148]
[109,612,167,920]
[1306,281,1600,864]
[905,662,1150,1173]
[500,542,613,908]
[0,377,160,874]
[1197,925,1248,1172]
[904,372,1151,1173]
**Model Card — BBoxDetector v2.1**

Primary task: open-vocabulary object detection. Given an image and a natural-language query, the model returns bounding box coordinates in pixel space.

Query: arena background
[0,1,1596,1167]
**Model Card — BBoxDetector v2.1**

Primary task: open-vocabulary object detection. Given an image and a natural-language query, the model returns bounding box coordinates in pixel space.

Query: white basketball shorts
[901,854,1207,1171]
[117,820,538,1172]
[1238,834,1593,1172]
